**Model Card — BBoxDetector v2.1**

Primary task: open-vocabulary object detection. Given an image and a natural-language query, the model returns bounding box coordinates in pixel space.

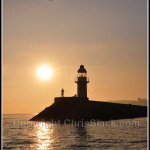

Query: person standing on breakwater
[61,88,64,97]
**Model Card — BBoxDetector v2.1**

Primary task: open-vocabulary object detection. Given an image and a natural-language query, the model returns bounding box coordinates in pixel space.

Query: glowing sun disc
[37,65,54,80]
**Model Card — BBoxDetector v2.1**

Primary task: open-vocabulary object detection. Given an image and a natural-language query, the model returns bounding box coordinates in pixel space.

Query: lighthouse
[75,65,89,98]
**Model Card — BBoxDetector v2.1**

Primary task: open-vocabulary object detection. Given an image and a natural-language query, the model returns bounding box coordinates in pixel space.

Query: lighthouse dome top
[77,65,87,73]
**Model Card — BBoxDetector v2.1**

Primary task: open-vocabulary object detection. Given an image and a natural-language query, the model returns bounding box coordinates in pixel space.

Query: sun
[37,65,54,80]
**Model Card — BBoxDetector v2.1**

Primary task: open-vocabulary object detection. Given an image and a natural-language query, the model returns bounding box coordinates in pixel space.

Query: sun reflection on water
[35,122,54,150]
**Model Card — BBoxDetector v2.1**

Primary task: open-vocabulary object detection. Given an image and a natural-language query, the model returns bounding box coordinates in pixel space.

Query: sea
[3,114,147,150]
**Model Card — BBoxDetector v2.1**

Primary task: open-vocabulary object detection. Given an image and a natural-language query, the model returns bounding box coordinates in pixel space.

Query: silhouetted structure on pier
[31,65,147,122]
[75,65,89,98]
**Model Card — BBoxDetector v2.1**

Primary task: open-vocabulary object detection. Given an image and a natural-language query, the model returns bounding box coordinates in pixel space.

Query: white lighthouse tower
[75,65,89,99]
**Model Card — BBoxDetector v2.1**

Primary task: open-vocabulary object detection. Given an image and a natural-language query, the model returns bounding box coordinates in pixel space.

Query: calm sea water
[3,115,147,150]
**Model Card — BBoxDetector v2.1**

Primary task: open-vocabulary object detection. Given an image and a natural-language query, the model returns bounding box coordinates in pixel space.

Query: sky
[3,0,147,114]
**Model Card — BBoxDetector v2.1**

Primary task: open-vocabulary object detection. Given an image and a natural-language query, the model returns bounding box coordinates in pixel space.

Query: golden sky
[3,0,147,114]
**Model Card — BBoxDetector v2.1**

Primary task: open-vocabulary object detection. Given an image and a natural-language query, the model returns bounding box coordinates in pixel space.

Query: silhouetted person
[61,88,64,97]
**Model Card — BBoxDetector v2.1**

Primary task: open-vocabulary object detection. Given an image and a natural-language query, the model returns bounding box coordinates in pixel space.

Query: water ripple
[3,115,147,150]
